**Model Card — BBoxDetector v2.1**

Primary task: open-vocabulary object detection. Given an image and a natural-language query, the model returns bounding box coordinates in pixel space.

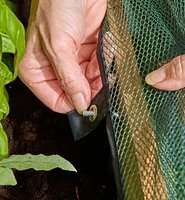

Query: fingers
[41,32,91,114]
[19,0,106,114]
[19,51,74,114]
[145,55,185,91]
[36,0,106,113]
[18,18,76,114]
[19,35,91,114]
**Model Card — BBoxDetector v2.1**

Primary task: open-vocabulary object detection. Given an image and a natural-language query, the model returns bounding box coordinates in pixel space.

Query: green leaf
[3,85,8,101]
[0,61,12,85]
[0,4,25,80]
[0,34,2,61]
[0,32,16,53]
[0,89,10,119]
[4,0,16,12]
[0,78,4,114]
[0,0,4,5]
[0,123,8,160]
[0,154,77,172]
[0,167,17,186]
[0,79,9,120]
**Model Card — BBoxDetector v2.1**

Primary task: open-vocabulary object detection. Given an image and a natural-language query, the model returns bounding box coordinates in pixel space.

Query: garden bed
[0,79,116,200]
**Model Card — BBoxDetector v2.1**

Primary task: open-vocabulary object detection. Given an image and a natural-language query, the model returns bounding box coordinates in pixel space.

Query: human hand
[145,55,185,90]
[19,0,107,114]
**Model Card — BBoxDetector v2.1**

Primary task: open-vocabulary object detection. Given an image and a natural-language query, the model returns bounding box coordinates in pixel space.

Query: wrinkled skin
[19,0,106,114]
[19,0,185,115]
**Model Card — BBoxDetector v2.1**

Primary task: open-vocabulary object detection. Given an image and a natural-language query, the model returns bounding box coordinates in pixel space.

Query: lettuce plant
[0,0,76,186]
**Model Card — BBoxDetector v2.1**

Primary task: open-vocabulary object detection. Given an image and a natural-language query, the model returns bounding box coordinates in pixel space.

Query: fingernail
[145,74,155,85]
[71,93,88,114]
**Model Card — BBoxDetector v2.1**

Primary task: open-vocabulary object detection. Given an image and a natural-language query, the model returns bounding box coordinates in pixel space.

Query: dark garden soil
[0,79,117,200]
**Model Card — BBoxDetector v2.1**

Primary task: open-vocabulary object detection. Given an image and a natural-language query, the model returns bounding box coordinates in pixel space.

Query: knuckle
[50,33,75,56]
[171,55,185,80]
[59,76,77,90]
[50,40,66,55]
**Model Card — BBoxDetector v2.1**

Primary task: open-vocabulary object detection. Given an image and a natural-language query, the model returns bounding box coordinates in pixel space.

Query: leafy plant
[0,0,76,186]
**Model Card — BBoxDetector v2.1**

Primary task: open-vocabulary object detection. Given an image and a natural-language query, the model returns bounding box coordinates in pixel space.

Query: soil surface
[0,79,116,200]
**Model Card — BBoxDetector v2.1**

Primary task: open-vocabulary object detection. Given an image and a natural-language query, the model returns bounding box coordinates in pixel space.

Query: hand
[19,0,107,114]
[145,55,185,90]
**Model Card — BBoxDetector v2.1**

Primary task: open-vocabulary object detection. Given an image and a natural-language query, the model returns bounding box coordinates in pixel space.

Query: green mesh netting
[100,0,185,199]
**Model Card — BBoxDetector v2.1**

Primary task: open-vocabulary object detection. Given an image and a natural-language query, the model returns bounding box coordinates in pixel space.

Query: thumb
[145,55,185,91]
[38,28,91,113]
[40,36,91,113]
[58,64,91,114]
[52,48,91,114]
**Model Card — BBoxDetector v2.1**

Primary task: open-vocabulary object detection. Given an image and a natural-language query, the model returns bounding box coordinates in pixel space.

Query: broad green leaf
[3,85,8,101]
[0,1,16,14]
[0,113,3,120]
[0,79,9,120]
[0,32,16,53]
[0,4,25,80]
[0,34,2,61]
[4,0,16,12]
[0,90,9,119]
[0,61,12,84]
[0,123,8,160]
[0,154,77,172]
[0,167,17,185]
[0,78,4,113]
[0,0,4,5]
